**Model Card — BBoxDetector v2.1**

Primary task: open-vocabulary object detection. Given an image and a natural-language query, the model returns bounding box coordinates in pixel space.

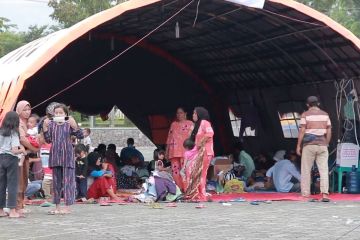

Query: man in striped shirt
[296,96,331,202]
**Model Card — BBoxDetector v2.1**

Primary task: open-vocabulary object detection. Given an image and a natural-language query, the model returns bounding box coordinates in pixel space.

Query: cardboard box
[207,157,233,180]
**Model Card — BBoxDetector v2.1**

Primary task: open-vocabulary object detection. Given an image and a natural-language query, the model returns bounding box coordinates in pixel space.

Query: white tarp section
[225,0,265,9]
[0,29,69,88]
[0,28,72,111]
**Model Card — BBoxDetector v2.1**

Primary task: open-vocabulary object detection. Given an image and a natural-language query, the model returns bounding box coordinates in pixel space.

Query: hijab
[16,100,30,117]
[190,107,210,142]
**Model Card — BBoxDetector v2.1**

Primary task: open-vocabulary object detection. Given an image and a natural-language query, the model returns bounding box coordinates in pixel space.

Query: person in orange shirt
[165,107,193,191]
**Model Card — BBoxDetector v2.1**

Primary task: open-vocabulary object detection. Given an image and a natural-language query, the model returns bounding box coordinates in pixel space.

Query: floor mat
[210,193,360,202]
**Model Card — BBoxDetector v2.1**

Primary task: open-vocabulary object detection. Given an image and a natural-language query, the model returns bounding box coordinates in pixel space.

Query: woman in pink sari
[165,107,193,191]
[184,107,214,202]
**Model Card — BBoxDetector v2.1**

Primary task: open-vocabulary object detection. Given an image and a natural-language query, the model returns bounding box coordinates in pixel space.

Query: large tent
[1,0,360,154]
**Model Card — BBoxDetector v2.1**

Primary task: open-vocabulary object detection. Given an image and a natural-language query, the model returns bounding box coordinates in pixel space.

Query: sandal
[0,212,9,217]
[8,213,25,218]
[17,208,31,214]
[60,209,72,214]
[40,202,53,207]
[47,210,63,215]
[99,202,112,206]
[85,199,97,204]
[166,202,177,207]
[150,203,163,209]
[321,193,330,202]
[195,204,206,209]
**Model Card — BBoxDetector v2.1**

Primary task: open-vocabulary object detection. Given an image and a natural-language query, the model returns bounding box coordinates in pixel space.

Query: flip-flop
[150,203,163,209]
[40,202,53,207]
[60,210,72,214]
[166,202,177,207]
[222,203,232,206]
[321,197,330,202]
[229,198,246,203]
[18,209,31,214]
[8,214,25,218]
[0,213,9,217]
[85,199,97,204]
[195,204,206,209]
[99,202,112,206]
[47,210,63,215]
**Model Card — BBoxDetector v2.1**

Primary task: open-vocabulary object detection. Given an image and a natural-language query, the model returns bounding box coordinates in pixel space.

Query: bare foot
[61,206,71,214]
[17,208,31,214]
[9,209,21,218]
[0,209,8,217]
[106,188,118,200]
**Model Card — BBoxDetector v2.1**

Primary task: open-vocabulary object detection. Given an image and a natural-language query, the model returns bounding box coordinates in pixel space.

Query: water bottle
[346,165,360,194]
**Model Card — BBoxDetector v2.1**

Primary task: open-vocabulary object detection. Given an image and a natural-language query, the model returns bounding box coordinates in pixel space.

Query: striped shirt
[44,121,83,168]
[300,107,331,146]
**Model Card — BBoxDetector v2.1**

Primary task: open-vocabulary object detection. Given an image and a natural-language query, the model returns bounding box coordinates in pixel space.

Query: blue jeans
[25,180,42,197]
[76,177,87,199]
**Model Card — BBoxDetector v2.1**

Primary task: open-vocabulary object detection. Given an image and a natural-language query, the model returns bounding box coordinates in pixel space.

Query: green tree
[0,17,17,32]
[22,25,49,43]
[0,21,54,58]
[297,0,360,37]
[48,0,127,28]
[0,31,24,57]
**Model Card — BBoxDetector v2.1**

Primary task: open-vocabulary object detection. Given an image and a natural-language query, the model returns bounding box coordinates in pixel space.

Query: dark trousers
[76,177,87,199]
[52,167,75,205]
[0,154,19,209]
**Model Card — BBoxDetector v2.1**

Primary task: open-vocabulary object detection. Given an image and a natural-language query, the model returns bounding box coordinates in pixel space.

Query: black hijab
[88,152,102,171]
[190,107,210,142]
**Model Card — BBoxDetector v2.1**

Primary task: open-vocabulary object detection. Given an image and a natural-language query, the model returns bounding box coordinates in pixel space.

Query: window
[229,109,241,137]
[229,109,256,137]
[279,112,301,138]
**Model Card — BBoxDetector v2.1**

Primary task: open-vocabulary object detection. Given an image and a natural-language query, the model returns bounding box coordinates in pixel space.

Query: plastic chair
[331,163,360,193]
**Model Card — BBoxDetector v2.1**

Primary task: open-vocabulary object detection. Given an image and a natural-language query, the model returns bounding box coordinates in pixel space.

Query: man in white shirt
[266,151,301,192]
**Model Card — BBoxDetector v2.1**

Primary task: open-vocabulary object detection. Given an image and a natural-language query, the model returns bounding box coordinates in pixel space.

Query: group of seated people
[25,137,311,203]
[216,143,303,193]
[25,137,182,203]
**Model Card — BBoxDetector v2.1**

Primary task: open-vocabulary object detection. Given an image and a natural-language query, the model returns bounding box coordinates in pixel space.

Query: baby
[19,114,40,166]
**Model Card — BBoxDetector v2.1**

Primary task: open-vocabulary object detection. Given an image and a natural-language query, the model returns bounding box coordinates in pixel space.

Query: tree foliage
[0,23,52,58]
[48,0,127,28]
[297,0,360,37]
[0,31,23,57]
[0,17,17,33]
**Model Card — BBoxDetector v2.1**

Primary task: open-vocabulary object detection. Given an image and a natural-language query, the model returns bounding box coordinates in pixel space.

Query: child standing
[74,144,88,201]
[0,111,27,218]
[181,138,197,191]
[82,128,92,152]
[43,104,83,215]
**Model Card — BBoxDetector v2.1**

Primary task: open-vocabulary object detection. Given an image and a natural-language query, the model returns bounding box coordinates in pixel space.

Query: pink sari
[184,146,205,200]
[184,120,214,201]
